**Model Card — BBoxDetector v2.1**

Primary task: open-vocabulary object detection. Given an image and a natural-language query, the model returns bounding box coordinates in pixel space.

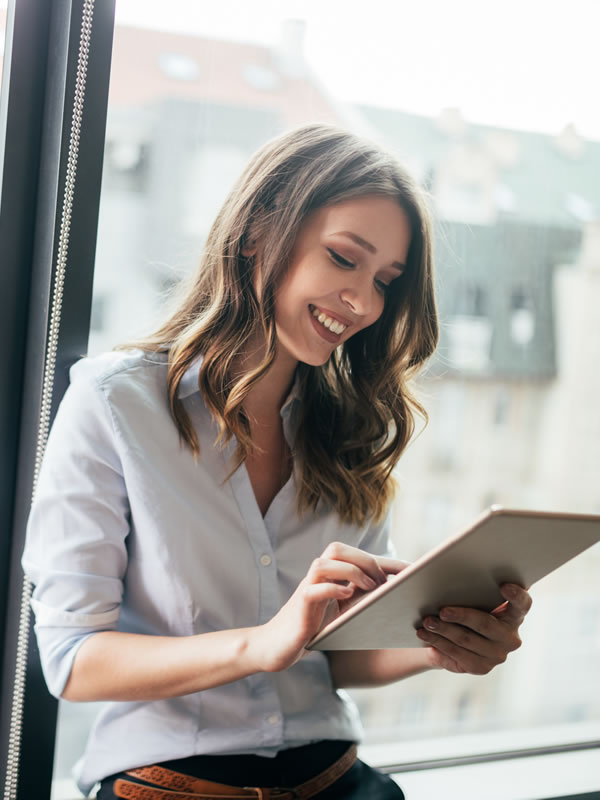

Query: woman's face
[274,194,412,367]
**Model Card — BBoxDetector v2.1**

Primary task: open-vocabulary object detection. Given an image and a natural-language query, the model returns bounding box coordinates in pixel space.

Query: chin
[296,342,342,367]
[276,329,337,367]
[300,353,333,367]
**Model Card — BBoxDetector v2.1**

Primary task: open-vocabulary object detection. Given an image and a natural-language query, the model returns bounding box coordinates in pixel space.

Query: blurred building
[353,220,600,742]
[354,107,600,739]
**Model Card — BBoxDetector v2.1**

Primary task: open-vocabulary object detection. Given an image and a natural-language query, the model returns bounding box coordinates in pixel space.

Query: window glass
[52,1,600,795]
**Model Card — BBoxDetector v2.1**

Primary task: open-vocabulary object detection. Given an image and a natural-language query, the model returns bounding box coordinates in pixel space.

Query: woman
[23,124,531,799]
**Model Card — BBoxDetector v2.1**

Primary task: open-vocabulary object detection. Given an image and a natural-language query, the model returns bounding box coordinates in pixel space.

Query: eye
[375,278,391,294]
[327,248,355,268]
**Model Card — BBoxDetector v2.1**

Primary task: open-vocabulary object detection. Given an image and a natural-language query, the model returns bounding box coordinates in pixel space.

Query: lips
[308,304,349,343]
[309,304,352,329]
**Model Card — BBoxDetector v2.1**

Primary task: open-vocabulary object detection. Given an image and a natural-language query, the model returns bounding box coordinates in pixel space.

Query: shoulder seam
[83,351,168,392]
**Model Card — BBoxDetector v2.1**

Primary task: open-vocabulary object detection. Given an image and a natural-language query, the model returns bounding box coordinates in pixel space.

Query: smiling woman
[19,125,430,799]
[20,123,535,800]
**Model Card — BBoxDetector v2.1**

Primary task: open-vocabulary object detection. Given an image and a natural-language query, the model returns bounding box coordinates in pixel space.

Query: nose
[340,278,379,318]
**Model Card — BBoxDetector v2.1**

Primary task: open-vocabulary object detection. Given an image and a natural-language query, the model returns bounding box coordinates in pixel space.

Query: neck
[233,334,298,419]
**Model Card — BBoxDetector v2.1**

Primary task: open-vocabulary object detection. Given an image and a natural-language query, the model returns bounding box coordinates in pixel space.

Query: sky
[111,0,600,140]
[1,0,599,139]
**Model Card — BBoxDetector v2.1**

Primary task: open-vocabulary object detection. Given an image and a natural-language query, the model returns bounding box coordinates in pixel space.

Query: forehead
[304,194,412,256]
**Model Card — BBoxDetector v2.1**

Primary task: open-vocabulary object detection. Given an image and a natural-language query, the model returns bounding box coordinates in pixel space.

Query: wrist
[421,644,443,670]
[242,625,272,674]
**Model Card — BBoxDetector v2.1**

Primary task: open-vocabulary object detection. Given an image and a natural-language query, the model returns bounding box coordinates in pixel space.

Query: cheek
[369,295,386,326]
[276,269,315,314]
[274,286,304,329]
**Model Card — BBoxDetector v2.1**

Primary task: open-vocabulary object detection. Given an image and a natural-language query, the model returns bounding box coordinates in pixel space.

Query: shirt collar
[177,354,205,400]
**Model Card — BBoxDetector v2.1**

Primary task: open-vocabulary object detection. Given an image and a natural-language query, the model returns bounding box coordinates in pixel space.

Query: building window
[509,287,535,346]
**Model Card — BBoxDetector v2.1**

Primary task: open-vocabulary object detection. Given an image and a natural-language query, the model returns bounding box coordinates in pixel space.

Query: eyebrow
[333,231,406,271]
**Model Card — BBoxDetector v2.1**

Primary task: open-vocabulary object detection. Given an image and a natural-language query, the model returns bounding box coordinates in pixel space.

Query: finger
[320,542,387,585]
[437,606,508,642]
[498,584,533,624]
[420,616,508,660]
[308,557,380,592]
[416,628,498,675]
[375,557,411,575]
[301,582,354,605]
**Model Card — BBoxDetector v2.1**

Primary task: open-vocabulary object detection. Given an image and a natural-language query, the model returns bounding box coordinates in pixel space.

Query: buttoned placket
[183,364,300,746]
[223,400,298,745]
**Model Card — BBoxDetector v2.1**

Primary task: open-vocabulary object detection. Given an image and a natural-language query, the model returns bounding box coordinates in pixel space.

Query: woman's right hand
[61,543,407,702]
[248,542,406,673]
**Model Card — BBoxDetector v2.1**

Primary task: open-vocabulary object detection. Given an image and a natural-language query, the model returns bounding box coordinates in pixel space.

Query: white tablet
[308,506,600,651]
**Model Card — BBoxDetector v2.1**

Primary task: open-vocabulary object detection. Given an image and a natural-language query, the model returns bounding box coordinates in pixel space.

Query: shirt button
[259,554,272,567]
[267,713,281,725]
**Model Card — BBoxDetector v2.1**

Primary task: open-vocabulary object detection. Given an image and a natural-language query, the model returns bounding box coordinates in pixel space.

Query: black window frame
[0,1,115,796]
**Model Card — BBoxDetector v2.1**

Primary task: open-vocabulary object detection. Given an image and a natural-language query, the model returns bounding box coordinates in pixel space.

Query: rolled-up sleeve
[22,362,130,698]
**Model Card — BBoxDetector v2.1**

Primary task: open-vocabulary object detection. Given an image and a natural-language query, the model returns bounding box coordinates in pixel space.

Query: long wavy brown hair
[123,124,438,526]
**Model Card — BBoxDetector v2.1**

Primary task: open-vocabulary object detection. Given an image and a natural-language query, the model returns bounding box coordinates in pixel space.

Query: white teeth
[311,306,347,335]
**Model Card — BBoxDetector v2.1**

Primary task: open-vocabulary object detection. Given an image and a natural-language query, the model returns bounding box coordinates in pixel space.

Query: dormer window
[243,64,281,91]
[159,52,200,81]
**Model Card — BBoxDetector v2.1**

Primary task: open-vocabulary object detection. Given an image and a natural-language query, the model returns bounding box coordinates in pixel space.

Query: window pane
[52,1,600,795]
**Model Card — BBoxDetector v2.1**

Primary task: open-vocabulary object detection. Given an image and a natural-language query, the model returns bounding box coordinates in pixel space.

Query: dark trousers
[97,740,405,799]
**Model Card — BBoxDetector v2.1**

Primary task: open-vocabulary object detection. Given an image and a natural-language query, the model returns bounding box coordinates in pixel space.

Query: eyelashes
[327,248,392,294]
[326,248,354,268]
[375,279,391,294]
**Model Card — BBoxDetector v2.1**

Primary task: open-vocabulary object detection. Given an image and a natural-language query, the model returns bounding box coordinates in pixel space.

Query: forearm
[328,647,437,688]
[62,628,262,702]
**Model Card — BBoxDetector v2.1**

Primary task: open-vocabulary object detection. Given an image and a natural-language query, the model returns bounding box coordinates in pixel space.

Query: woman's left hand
[416,584,532,675]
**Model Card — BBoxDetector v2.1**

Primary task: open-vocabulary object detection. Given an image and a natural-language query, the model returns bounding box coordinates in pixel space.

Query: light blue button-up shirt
[22,349,393,795]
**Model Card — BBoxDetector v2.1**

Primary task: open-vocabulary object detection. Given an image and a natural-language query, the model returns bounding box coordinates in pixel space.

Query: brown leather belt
[113,744,357,800]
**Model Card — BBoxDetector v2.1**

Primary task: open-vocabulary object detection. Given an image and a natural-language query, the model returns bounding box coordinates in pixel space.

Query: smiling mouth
[309,305,348,335]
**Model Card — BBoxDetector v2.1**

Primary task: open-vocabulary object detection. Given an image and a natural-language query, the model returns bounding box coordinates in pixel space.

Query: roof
[107,24,342,130]
[359,105,600,229]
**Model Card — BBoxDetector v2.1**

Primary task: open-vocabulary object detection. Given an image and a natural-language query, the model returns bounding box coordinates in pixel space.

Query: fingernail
[440,608,456,621]
[424,617,438,631]
[364,577,377,590]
